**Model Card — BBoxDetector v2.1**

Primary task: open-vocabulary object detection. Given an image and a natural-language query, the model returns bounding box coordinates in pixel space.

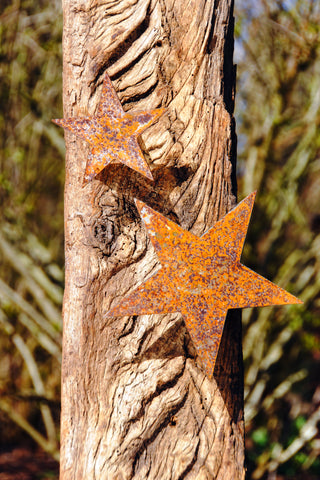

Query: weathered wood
[61,0,244,478]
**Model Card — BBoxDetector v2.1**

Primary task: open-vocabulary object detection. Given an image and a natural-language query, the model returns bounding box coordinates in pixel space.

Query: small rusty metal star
[106,192,302,378]
[52,73,165,183]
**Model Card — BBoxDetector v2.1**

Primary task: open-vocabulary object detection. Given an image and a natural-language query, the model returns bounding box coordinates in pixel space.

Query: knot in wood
[93,217,115,247]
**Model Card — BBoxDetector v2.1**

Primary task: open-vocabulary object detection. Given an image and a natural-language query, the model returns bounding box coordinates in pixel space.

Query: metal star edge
[52,73,165,183]
[106,192,302,378]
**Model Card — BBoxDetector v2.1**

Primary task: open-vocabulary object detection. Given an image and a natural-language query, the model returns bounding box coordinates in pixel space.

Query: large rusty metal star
[53,73,165,182]
[107,192,302,378]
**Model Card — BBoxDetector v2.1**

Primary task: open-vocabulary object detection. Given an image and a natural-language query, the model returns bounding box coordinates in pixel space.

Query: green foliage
[235,0,320,478]
[252,427,269,448]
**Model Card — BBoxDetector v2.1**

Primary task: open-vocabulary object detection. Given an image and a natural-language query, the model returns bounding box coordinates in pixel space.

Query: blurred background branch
[236,0,320,478]
[0,0,63,469]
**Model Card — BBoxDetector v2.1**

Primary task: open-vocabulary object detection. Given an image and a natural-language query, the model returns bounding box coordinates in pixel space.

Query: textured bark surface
[61,0,245,479]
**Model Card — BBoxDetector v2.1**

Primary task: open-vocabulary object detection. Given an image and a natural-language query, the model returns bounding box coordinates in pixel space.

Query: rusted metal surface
[107,192,302,378]
[53,73,165,182]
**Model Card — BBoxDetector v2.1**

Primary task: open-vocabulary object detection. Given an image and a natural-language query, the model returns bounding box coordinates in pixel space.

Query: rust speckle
[106,192,302,379]
[52,73,165,183]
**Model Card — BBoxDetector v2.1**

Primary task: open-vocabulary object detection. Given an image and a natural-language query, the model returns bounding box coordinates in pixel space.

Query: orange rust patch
[52,73,165,183]
[106,192,302,378]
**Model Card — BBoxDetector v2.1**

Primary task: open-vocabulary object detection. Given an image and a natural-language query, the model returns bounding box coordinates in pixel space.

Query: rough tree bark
[61,0,244,479]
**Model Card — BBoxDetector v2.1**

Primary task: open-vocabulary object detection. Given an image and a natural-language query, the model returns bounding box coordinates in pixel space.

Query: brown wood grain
[61,0,245,478]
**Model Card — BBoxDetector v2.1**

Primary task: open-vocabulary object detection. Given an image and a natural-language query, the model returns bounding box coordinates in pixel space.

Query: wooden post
[61,0,244,478]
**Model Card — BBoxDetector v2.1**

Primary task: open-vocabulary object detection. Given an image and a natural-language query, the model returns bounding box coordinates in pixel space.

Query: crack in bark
[131,387,189,478]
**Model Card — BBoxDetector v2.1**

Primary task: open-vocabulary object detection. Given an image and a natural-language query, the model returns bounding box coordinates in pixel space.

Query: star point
[52,73,165,182]
[106,194,302,378]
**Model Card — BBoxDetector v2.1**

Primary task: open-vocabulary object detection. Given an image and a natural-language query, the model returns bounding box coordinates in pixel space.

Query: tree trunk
[61,0,244,479]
